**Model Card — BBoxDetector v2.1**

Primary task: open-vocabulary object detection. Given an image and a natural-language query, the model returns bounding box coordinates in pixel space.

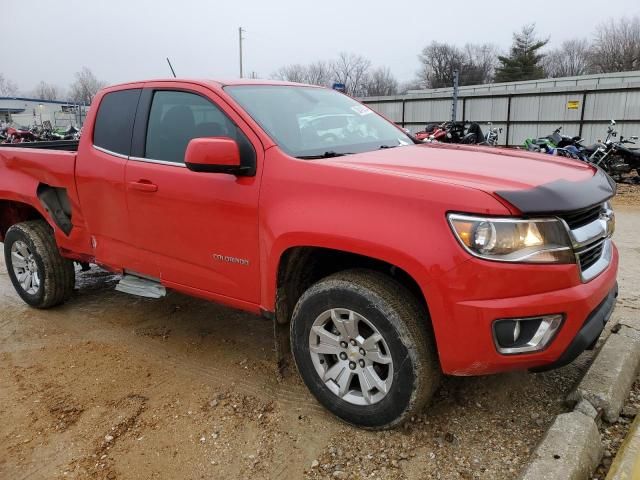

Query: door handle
[128,180,158,193]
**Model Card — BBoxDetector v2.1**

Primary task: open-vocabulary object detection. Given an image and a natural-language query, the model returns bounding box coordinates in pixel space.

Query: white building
[0,96,90,128]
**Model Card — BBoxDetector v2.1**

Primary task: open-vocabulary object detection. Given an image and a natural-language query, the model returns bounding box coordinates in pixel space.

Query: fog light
[492,314,563,354]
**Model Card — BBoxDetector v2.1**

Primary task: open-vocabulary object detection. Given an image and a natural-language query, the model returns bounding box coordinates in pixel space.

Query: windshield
[225,85,412,158]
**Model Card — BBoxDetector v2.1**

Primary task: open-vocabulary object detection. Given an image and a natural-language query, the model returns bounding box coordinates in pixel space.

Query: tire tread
[291,268,441,429]
[5,220,75,308]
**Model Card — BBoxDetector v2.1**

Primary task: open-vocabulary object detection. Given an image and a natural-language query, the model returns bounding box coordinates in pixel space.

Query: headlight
[447,213,574,263]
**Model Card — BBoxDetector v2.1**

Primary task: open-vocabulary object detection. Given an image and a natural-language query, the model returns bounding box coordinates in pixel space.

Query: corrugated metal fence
[360,71,640,146]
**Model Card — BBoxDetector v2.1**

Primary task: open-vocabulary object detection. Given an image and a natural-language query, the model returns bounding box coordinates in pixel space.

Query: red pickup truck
[0,79,618,428]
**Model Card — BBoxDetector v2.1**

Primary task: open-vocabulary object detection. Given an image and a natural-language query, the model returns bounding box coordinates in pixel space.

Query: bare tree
[0,74,19,96]
[305,61,332,86]
[331,52,372,97]
[272,61,332,86]
[32,81,62,101]
[461,43,499,85]
[69,67,107,105]
[273,64,308,83]
[364,67,399,96]
[417,42,498,89]
[542,39,592,78]
[417,42,465,89]
[273,54,399,96]
[591,17,640,73]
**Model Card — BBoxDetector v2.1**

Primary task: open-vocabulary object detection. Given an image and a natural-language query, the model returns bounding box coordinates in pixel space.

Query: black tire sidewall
[4,227,46,307]
[291,284,418,428]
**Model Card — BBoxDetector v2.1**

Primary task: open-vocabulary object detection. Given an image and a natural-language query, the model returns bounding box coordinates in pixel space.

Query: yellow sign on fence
[567,100,580,110]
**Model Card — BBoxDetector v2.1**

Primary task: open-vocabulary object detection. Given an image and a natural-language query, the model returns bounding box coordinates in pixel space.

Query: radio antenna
[166,58,177,78]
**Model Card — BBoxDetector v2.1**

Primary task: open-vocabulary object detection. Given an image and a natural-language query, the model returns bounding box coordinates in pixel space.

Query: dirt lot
[1,195,638,480]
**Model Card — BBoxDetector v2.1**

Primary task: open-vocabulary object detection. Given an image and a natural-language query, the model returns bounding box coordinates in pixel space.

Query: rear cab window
[93,89,141,156]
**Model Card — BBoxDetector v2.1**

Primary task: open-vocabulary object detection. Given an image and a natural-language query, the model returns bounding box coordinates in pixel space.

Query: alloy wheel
[10,241,41,295]
[308,308,393,405]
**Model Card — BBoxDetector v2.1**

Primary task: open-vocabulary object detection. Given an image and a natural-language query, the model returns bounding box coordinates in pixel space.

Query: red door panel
[124,83,263,304]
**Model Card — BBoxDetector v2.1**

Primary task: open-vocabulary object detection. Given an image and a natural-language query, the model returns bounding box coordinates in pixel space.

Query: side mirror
[185,137,249,175]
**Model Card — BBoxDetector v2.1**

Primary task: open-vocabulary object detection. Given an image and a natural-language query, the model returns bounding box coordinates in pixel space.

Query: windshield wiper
[296,151,353,159]
[379,144,399,149]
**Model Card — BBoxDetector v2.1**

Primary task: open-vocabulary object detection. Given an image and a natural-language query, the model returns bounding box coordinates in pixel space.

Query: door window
[144,90,253,165]
[93,89,141,156]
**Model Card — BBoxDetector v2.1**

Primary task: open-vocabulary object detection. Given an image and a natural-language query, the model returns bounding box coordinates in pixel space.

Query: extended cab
[0,79,618,428]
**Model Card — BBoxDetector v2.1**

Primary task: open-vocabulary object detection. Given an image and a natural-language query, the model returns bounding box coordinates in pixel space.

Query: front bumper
[427,242,619,376]
[530,283,617,372]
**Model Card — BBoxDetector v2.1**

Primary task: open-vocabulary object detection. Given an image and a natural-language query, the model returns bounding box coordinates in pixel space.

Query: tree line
[0,67,106,104]
[275,16,640,95]
[1,16,638,103]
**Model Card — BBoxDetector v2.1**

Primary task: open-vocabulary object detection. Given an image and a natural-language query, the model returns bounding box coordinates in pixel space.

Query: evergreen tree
[495,25,549,82]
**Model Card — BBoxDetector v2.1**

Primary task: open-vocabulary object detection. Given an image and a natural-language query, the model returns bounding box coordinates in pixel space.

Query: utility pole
[451,69,459,122]
[238,27,245,78]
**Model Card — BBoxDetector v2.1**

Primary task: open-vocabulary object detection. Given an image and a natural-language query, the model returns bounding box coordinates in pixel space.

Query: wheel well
[0,201,45,242]
[275,246,428,326]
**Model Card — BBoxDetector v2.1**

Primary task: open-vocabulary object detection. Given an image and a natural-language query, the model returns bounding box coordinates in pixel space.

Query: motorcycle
[482,122,502,146]
[523,126,585,159]
[416,121,487,145]
[585,121,640,180]
[1,123,38,143]
[55,125,79,140]
[0,122,8,142]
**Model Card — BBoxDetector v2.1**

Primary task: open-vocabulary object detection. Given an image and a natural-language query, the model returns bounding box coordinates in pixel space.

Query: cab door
[124,83,262,305]
[75,86,142,271]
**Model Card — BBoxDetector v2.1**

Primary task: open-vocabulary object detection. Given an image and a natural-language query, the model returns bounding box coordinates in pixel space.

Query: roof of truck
[105,78,320,90]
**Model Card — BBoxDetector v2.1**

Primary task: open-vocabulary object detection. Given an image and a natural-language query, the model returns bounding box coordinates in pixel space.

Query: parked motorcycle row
[523,121,640,181]
[415,121,503,146]
[415,120,639,182]
[0,120,81,144]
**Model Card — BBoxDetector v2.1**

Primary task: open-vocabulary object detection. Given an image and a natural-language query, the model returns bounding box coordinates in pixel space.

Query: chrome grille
[557,202,614,282]
[577,241,605,271]
[558,204,603,230]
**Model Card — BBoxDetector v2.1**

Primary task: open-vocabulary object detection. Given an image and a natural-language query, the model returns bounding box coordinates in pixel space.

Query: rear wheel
[290,269,441,429]
[4,220,75,308]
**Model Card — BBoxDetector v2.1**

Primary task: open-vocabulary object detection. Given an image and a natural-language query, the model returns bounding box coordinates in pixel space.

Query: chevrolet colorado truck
[0,79,618,429]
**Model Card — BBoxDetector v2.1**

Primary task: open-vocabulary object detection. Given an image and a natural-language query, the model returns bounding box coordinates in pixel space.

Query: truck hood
[323,143,616,214]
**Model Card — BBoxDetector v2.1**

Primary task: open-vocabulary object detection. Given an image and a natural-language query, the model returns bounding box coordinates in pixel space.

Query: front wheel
[4,220,75,309]
[290,269,441,429]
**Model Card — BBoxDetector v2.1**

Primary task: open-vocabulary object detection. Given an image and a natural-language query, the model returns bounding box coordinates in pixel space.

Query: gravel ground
[0,190,638,480]
[593,377,640,479]
[614,173,640,207]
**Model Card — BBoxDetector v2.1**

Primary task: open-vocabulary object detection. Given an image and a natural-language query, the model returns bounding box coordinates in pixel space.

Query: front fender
[258,149,510,314]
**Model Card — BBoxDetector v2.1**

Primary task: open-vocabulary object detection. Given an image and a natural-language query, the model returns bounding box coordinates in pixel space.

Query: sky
[3,0,639,95]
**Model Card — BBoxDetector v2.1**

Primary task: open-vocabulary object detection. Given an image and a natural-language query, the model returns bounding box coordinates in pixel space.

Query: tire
[290,269,441,429]
[4,220,75,309]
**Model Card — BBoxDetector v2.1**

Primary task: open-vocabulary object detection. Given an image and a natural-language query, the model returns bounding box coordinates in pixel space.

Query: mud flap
[264,289,293,380]
[274,315,292,380]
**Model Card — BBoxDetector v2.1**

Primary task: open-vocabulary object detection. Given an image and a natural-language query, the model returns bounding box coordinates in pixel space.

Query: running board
[115,274,166,299]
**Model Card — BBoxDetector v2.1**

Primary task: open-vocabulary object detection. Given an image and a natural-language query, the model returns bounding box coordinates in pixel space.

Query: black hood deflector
[495,168,616,215]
